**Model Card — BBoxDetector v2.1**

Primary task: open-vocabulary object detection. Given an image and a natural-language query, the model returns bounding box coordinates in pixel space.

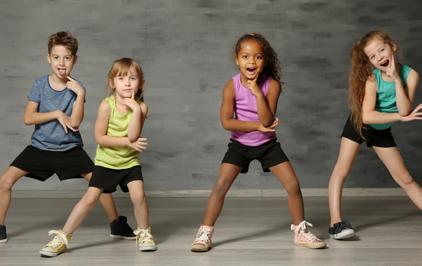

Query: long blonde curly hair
[349,30,396,137]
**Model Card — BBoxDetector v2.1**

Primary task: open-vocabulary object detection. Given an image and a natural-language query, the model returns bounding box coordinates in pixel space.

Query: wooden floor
[0,196,421,266]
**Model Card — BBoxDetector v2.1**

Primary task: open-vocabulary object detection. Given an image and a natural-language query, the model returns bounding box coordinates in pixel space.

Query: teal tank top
[369,64,411,130]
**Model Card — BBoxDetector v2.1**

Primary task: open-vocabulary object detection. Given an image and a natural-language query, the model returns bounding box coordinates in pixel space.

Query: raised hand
[245,76,263,97]
[66,76,85,96]
[56,110,78,133]
[122,89,140,111]
[257,117,279,132]
[382,55,400,81]
[127,137,148,152]
[401,104,422,122]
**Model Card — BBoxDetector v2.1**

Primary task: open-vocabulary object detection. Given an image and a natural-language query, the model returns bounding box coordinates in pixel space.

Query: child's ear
[392,42,398,52]
[73,55,78,64]
[108,79,114,89]
[47,54,51,64]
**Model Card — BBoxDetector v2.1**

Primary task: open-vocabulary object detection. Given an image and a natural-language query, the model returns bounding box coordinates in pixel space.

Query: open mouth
[246,67,257,73]
[58,68,67,75]
[380,60,389,67]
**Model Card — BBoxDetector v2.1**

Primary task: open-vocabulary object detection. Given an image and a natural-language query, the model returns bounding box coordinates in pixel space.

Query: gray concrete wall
[1,0,421,191]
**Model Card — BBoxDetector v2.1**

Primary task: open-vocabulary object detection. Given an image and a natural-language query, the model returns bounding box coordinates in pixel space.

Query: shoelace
[295,221,320,242]
[194,229,211,244]
[134,229,154,244]
[334,221,351,231]
[47,230,69,248]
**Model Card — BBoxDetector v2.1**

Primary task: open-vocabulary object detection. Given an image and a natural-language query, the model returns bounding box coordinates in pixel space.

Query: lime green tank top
[95,95,140,169]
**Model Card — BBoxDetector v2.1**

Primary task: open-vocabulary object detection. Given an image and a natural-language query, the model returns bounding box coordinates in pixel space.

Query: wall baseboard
[11,188,406,198]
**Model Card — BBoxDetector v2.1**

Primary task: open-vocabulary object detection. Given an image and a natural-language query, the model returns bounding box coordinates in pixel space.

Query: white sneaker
[134,227,157,251]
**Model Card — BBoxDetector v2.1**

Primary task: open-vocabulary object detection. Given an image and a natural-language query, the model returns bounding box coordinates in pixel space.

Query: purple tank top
[230,73,276,146]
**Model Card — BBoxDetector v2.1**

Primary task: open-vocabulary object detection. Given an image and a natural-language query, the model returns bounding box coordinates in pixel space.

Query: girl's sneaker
[329,220,355,240]
[0,225,7,243]
[191,225,214,252]
[291,221,326,249]
[134,227,157,251]
[39,230,71,257]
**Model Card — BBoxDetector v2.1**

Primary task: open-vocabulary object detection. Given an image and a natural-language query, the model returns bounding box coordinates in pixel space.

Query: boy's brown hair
[48,31,78,56]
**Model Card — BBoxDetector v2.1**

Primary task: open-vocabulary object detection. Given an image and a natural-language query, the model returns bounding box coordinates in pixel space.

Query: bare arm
[220,80,261,132]
[362,77,404,124]
[67,77,86,129]
[23,100,77,133]
[404,69,420,105]
[257,79,280,126]
[23,101,59,125]
[95,100,131,147]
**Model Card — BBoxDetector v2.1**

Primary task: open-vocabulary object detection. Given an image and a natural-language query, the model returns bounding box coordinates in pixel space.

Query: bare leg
[373,146,422,209]
[270,162,304,225]
[62,187,103,235]
[127,180,149,229]
[202,163,242,226]
[328,138,360,226]
[82,173,118,222]
[0,166,28,224]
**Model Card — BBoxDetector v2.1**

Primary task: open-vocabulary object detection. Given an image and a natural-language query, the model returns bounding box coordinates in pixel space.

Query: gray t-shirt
[28,75,83,151]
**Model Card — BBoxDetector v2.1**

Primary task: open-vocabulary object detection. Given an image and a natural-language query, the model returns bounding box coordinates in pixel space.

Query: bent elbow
[127,136,137,143]
[398,109,412,117]
[362,113,370,124]
[23,116,32,126]
[70,122,80,130]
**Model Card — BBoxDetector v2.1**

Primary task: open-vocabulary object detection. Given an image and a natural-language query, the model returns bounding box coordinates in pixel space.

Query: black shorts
[341,116,396,147]
[89,165,143,193]
[222,139,289,173]
[10,145,93,181]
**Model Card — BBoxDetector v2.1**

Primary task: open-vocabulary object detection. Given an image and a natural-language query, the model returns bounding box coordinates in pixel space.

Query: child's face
[363,37,396,71]
[236,39,265,80]
[111,67,140,99]
[47,45,76,80]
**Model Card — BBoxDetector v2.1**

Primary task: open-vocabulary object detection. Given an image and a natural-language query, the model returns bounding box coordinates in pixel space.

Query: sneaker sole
[139,246,158,252]
[191,245,211,252]
[330,229,355,240]
[0,238,7,243]
[110,234,136,240]
[296,242,327,249]
[39,250,62,257]
[191,247,211,252]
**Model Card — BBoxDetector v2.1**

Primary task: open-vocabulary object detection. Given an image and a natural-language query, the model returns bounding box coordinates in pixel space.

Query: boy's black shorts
[11,145,93,181]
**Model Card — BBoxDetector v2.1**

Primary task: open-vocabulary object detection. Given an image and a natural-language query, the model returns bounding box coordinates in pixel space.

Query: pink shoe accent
[191,225,214,252]
[291,221,326,249]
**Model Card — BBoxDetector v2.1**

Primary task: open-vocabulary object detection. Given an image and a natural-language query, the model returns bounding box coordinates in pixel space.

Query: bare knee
[81,192,101,207]
[130,191,146,205]
[0,176,14,192]
[213,179,232,197]
[330,163,350,182]
[284,179,301,197]
[400,174,415,188]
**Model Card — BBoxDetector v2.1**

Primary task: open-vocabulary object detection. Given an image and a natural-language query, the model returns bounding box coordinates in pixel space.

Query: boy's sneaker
[0,225,7,243]
[110,216,136,240]
[39,230,71,257]
[291,221,326,249]
[134,227,157,251]
[329,220,355,240]
[191,225,214,252]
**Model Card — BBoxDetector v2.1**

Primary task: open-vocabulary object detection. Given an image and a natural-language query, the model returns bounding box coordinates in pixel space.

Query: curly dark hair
[234,33,281,83]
